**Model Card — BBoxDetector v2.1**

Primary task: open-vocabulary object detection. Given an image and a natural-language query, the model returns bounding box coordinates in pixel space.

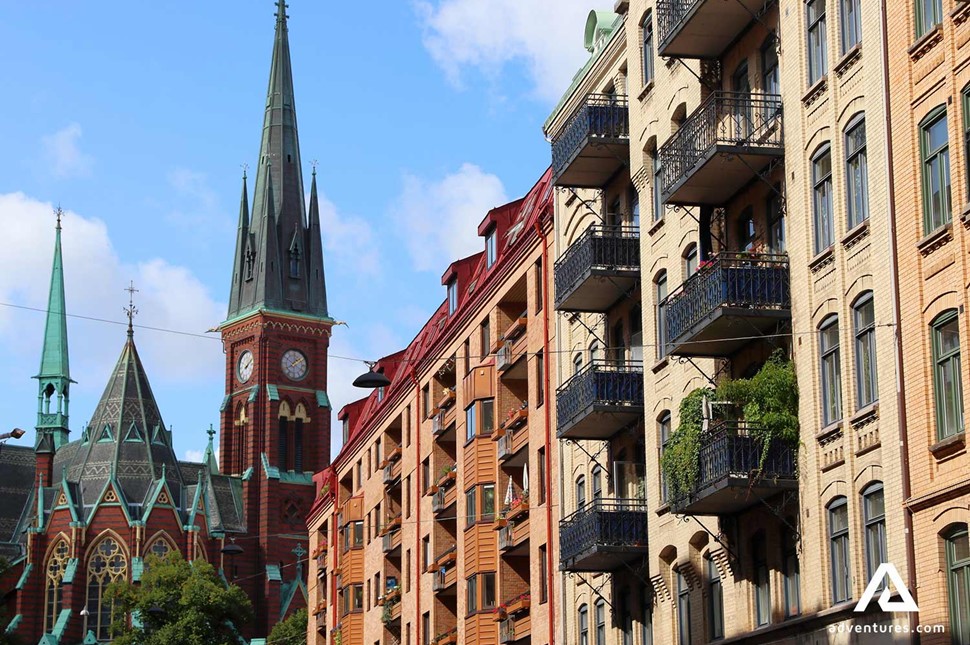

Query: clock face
[281,349,308,381]
[237,350,254,383]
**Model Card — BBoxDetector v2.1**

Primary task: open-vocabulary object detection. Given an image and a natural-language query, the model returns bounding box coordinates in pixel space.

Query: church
[0,2,331,642]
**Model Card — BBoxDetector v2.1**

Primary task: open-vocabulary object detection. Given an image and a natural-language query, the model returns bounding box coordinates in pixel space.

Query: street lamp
[352,362,391,389]
[0,428,25,442]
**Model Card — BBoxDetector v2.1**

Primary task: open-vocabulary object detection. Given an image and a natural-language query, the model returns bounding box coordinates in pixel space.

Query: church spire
[225,0,328,321]
[35,208,73,453]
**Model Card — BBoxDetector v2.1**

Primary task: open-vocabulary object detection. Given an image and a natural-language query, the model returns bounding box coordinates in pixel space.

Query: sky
[0,1,595,464]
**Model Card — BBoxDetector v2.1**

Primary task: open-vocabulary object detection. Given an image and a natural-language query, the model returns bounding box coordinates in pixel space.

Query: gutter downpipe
[409,366,423,643]
[880,0,919,633]
[535,217,556,645]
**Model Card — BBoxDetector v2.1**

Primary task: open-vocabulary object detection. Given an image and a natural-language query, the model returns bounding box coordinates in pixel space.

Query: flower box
[504,314,528,341]
[506,499,530,522]
[437,388,456,410]
[507,595,531,616]
[492,518,507,530]
[502,407,528,430]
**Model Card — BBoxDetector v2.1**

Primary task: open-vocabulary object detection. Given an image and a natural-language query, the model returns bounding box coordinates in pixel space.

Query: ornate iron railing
[559,499,648,567]
[659,92,783,199]
[554,224,640,309]
[551,94,630,177]
[656,0,701,49]
[662,252,790,347]
[664,421,798,508]
[556,360,644,432]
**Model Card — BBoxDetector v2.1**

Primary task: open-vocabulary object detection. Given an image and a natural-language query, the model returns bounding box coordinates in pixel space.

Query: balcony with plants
[657,0,772,58]
[496,402,529,463]
[378,576,402,626]
[495,475,530,555]
[430,544,458,594]
[659,91,783,206]
[551,93,630,188]
[660,354,798,515]
[554,223,640,313]
[662,251,790,357]
[496,592,531,644]
[556,359,644,440]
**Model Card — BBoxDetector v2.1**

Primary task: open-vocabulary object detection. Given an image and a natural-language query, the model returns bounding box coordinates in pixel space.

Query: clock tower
[218,0,331,634]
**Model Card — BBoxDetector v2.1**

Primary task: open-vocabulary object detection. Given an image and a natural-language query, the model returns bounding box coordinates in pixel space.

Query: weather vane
[124,281,139,336]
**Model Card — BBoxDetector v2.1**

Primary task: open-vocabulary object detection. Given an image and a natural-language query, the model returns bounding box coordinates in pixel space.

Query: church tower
[219,0,331,634]
[34,209,73,484]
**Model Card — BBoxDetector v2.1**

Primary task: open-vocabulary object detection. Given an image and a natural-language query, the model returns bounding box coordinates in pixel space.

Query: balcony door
[732,62,752,142]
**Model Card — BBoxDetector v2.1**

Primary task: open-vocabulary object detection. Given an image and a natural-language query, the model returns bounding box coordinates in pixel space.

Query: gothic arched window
[85,536,128,640]
[45,539,70,631]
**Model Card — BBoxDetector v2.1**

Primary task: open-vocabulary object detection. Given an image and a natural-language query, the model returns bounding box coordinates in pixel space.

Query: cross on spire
[123,281,139,337]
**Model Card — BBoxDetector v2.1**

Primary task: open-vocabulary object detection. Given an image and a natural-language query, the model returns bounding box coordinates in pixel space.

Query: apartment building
[886,0,970,642]
[544,10,650,644]
[306,171,558,645]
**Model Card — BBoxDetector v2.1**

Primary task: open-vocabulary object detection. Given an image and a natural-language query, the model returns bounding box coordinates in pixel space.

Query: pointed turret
[35,209,73,453]
[227,172,251,316]
[225,0,328,320]
[306,168,328,312]
[203,425,219,475]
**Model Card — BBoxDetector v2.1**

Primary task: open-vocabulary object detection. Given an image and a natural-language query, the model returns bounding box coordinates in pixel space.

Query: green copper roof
[37,215,70,381]
[226,0,328,321]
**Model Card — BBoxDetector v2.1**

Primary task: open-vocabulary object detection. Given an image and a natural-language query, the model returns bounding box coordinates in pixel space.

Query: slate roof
[0,445,34,559]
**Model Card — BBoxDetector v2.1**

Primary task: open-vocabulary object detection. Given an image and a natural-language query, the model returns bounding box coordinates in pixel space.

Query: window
[683,244,698,277]
[590,341,603,362]
[768,187,786,253]
[812,145,834,253]
[579,604,589,645]
[652,152,663,222]
[481,317,491,357]
[840,0,861,53]
[656,272,668,359]
[539,545,548,603]
[659,412,672,502]
[466,574,478,614]
[862,483,886,587]
[945,525,970,643]
[612,320,627,363]
[762,37,779,95]
[534,258,544,314]
[485,227,497,268]
[739,210,756,251]
[853,293,877,408]
[422,384,430,418]
[482,572,496,609]
[352,520,364,546]
[677,569,691,644]
[576,475,586,511]
[807,0,827,86]
[917,0,943,38]
[45,540,69,632]
[828,497,851,604]
[422,612,431,645]
[631,187,641,228]
[921,107,952,233]
[592,467,603,501]
[278,416,289,471]
[637,10,654,86]
[482,483,495,521]
[819,316,842,425]
[466,404,476,442]
[447,279,458,315]
[932,310,964,439]
[964,87,970,195]
[465,487,477,524]
[782,527,801,617]
[753,534,770,626]
[706,554,724,640]
[845,118,869,228]
[406,549,411,591]
[573,353,583,375]
[421,459,430,493]
[482,399,494,435]
[595,599,607,645]
[377,386,385,402]
[405,476,411,518]
[538,448,546,505]
[536,351,544,406]
[422,536,430,571]
[642,601,653,645]
[85,536,128,641]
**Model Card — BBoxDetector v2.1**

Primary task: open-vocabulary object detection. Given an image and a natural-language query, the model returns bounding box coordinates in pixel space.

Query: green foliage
[659,387,713,503]
[659,351,799,503]
[268,607,307,645]
[106,552,252,645]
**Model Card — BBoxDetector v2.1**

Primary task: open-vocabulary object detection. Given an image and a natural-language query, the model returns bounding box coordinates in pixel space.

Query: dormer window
[342,417,350,444]
[289,247,301,279]
[377,386,385,402]
[447,279,458,315]
[485,227,497,268]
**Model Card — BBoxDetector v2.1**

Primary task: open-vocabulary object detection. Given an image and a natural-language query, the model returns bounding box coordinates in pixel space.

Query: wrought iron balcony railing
[665,422,798,514]
[662,252,790,357]
[657,0,770,58]
[556,360,644,440]
[659,92,783,205]
[551,94,630,187]
[555,224,640,312]
[559,498,649,572]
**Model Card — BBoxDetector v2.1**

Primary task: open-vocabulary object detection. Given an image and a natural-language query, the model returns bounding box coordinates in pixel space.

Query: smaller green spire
[204,424,219,474]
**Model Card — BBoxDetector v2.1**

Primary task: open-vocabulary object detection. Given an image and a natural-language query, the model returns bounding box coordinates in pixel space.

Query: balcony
[551,93,629,188]
[432,484,457,515]
[383,459,402,486]
[657,0,770,58]
[497,514,530,556]
[496,339,527,378]
[665,422,797,515]
[314,607,326,633]
[559,499,649,572]
[432,407,456,439]
[433,628,459,645]
[430,549,458,594]
[557,360,644,440]
[554,225,640,313]
[659,92,783,206]
[662,253,790,357]
[496,409,529,465]
[382,529,402,555]
[497,597,531,644]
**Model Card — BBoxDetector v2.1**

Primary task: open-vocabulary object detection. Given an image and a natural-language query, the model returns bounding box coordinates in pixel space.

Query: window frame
[945,525,970,642]
[642,11,654,87]
[812,144,834,254]
[852,292,878,409]
[677,568,692,645]
[819,315,843,426]
[447,278,458,315]
[932,309,964,440]
[840,0,861,54]
[706,553,724,640]
[762,36,779,95]
[828,497,851,604]
[916,0,944,39]
[845,116,869,229]
[485,226,497,268]
[862,482,887,587]
[655,271,668,359]
[920,106,952,234]
[807,0,828,86]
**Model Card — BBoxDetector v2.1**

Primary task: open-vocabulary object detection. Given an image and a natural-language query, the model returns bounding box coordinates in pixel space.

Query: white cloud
[165,168,230,242]
[184,449,204,462]
[0,192,225,388]
[316,191,381,279]
[41,123,94,178]
[392,163,507,271]
[414,0,593,102]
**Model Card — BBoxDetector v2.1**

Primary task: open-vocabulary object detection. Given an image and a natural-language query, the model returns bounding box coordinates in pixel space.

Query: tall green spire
[35,208,73,452]
[226,0,328,321]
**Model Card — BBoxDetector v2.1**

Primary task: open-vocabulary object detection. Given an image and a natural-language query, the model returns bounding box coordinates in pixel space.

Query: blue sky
[0,1,593,463]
